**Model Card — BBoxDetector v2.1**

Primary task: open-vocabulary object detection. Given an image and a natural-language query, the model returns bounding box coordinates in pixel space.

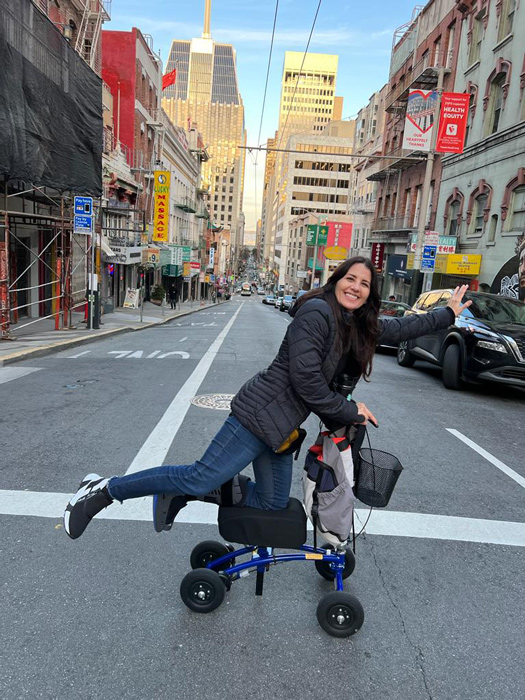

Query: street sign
[306,224,328,246]
[410,233,456,254]
[74,196,93,215]
[371,242,385,272]
[421,244,437,270]
[296,270,307,278]
[73,214,93,234]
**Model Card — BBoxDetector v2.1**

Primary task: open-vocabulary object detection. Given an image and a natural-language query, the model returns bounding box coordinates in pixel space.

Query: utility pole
[410,65,445,304]
[310,234,319,290]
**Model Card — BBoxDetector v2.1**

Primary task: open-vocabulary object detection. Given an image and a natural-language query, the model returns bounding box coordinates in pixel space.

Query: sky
[108,0,421,230]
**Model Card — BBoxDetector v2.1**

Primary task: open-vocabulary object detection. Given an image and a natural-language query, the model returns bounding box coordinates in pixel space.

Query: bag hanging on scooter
[302,426,357,548]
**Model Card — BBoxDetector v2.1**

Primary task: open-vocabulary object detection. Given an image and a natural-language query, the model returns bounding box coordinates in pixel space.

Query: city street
[1,295,524,700]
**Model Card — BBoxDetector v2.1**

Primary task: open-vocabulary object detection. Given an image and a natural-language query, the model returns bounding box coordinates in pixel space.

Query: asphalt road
[1,295,524,700]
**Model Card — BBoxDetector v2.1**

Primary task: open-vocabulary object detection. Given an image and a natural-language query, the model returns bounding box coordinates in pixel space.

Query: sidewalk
[0,299,228,367]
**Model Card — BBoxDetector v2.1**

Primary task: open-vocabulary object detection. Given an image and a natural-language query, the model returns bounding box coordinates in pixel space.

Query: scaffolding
[0,181,97,339]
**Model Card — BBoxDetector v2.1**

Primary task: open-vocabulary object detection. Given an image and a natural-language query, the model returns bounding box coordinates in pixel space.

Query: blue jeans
[107,415,293,510]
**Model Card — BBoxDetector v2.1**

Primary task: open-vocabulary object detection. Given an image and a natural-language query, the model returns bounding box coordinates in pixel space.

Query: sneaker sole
[63,473,103,538]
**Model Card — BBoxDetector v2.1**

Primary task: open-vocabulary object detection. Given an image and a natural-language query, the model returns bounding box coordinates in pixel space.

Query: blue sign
[422,245,437,270]
[74,214,93,233]
[386,254,413,280]
[74,196,93,215]
[210,275,215,282]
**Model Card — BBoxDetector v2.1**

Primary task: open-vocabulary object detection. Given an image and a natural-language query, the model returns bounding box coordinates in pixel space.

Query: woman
[64,257,471,539]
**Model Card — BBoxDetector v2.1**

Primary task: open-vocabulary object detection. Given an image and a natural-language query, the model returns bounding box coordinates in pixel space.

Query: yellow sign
[407,253,415,270]
[153,170,170,242]
[142,248,160,265]
[205,275,210,283]
[183,262,191,277]
[435,253,481,275]
[323,245,348,261]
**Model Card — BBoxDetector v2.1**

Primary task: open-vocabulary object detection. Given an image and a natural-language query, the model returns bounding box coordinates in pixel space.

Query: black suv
[396,289,525,390]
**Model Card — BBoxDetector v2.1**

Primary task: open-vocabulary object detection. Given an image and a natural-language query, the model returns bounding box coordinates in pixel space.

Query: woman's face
[334,263,372,311]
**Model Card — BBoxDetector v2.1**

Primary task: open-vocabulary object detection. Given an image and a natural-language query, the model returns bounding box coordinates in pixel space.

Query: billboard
[436,93,470,154]
[153,171,170,242]
[402,90,437,152]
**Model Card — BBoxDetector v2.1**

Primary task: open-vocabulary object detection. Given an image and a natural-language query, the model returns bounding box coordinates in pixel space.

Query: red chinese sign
[435,93,470,154]
[371,242,385,273]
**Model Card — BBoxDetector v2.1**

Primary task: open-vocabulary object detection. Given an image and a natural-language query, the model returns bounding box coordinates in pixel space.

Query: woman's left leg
[242,447,293,510]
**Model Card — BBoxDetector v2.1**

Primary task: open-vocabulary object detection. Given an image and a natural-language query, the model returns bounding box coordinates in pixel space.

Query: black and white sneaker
[153,493,190,532]
[64,473,113,540]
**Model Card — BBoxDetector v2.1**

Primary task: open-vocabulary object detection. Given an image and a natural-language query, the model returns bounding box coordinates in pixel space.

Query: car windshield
[284,295,293,301]
[462,294,525,324]
[380,301,408,318]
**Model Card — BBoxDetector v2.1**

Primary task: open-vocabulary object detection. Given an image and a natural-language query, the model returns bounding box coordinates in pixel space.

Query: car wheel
[442,344,462,390]
[397,341,415,367]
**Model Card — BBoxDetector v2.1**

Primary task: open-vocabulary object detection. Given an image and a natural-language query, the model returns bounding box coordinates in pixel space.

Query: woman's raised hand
[356,402,378,427]
[447,285,473,317]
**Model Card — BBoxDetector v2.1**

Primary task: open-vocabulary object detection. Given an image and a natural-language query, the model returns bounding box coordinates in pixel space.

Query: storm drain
[190,394,234,410]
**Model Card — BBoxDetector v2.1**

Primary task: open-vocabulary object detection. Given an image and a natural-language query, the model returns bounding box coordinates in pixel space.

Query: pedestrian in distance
[168,284,178,310]
[64,257,472,540]
[388,295,396,301]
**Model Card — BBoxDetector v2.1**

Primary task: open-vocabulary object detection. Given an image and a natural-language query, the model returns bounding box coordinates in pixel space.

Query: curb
[0,301,230,367]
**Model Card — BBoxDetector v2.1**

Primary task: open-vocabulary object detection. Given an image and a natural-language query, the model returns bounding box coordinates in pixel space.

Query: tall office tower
[271,52,342,283]
[162,0,246,251]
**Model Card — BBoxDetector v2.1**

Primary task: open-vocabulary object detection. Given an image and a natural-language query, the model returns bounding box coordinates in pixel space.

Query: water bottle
[333,373,358,401]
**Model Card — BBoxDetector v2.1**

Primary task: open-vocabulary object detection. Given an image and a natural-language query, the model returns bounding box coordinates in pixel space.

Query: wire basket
[354,448,403,508]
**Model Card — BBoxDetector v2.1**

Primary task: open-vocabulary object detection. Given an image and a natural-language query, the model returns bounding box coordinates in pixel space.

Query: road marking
[126,351,143,359]
[67,350,91,359]
[124,302,244,474]
[447,429,525,490]
[157,351,190,359]
[108,351,131,359]
[147,351,161,358]
[1,489,525,547]
[179,337,187,342]
[0,367,42,385]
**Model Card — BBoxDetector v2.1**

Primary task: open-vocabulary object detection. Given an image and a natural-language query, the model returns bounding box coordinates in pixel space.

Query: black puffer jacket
[231,298,455,451]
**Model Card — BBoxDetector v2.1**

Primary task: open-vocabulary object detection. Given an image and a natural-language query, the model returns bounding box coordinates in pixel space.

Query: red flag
[162,68,177,90]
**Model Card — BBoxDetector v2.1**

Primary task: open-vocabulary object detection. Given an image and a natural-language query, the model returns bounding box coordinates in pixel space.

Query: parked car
[396,289,525,390]
[274,294,283,308]
[279,295,294,312]
[257,288,265,295]
[262,294,275,305]
[378,300,411,348]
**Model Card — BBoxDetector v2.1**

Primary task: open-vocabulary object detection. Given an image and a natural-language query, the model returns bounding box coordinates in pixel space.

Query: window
[498,0,515,42]
[483,59,512,136]
[470,194,488,235]
[468,11,484,66]
[508,186,525,231]
[447,200,461,236]
[488,75,505,134]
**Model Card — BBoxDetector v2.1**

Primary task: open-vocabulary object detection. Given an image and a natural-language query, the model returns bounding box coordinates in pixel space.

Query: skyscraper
[162,0,246,252]
[263,51,342,284]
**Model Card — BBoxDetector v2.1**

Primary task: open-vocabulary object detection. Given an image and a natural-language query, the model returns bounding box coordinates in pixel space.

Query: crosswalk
[0,366,42,385]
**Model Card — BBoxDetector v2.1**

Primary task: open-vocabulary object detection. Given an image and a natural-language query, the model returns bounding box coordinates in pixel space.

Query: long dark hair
[294,256,381,378]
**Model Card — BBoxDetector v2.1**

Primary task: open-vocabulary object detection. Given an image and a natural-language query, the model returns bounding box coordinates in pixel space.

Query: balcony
[195,204,210,219]
[175,196,197,213]
[385,51,452,113]
[371,216,415,234]
[366,148,425,182]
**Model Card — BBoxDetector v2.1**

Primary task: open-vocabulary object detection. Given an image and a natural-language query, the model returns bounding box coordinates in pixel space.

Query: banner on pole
[435,93,470,154]
[402,90,437,152]
[153,171,170,242]
[371,242,385,273]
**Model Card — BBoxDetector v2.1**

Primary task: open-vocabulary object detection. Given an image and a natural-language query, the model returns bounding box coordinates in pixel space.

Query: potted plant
[150,284,166,306]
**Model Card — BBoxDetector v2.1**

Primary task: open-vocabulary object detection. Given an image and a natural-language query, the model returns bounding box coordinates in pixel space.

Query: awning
[100,236,116,258]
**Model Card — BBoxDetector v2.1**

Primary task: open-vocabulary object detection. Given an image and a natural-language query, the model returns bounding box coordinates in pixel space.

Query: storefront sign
[153,171,170,242]
[410,234,457,254]
[402,90,437,152]
[123,288,140,309]
[161,264,179,277]
[190,261,200,276]
[209,246,215,267]
[386,254,413,280]
[109,245,143,265]
[323,246,347,261]
[436,93,470,154]
[143,248,160,265]
[434,254,481,275]
[371,242,385,272]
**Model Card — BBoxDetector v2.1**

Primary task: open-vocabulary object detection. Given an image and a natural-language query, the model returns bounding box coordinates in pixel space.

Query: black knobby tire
[316,591,365,638]
[180,569,226,613]
[442,343,462,390]
[314,545,356,581]
[190,540,235,570]
[397,341,416,367]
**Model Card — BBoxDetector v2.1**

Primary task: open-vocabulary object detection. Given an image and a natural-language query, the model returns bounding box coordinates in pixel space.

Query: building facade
[365,0,463,301]
[161,1,246,258]
[435,0,525,299]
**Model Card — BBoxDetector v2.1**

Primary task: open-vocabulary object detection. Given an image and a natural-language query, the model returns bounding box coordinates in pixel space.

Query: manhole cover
[190,393,235,410]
